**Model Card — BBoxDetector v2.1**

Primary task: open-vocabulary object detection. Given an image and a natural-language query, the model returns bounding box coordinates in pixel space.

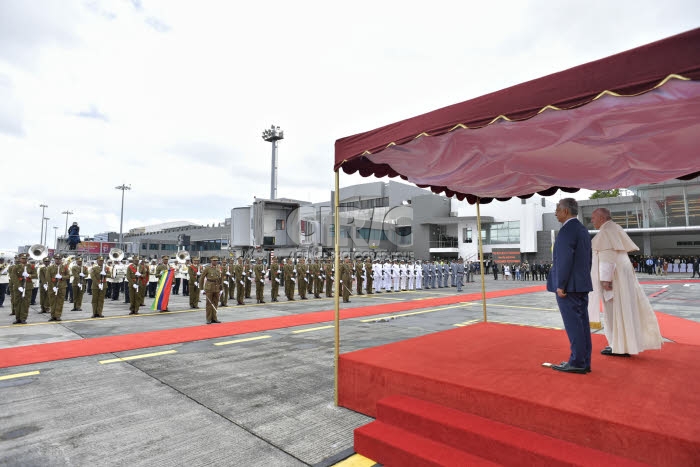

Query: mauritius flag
[151,269,175,311]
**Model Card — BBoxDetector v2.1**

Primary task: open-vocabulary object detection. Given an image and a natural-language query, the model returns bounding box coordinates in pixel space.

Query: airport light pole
[53,226,58,251]
[262,125,284,200]
[115,184,131,249]
[39,204,48,244]
[62,210,73,237]
[43,217,50,245]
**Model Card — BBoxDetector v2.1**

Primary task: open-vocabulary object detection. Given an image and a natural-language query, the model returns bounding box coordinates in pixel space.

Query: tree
[589,189,620,199]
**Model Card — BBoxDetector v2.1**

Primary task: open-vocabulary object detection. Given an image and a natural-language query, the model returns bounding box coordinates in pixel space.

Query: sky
[0,0,698,250]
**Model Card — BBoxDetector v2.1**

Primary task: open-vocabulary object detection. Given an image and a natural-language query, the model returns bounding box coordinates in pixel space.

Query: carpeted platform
[340,323,700,466]
[655,311,700,345]
[0,285,543,369]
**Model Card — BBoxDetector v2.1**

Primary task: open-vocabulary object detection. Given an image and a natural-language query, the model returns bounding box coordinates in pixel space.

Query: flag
[151,269,175,311]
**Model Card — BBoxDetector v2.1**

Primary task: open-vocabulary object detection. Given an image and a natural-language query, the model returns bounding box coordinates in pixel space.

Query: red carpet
[656,311,700,345]
[340,323,700,466]
[0,285,542,369]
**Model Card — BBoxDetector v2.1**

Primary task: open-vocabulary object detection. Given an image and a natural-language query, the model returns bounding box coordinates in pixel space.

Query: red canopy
[334,28,700,203]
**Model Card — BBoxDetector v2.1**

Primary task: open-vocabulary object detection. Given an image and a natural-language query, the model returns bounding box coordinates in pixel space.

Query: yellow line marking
[454,319,480,327]
[99,350,177,364]
[214,335,271,346]
[360,303,471,322]
[492,320,562,330]
[0,370,40,381]
[475,303,557,312]
[369,296,406,301]
[331,453,376,467]
[292,325,334,334]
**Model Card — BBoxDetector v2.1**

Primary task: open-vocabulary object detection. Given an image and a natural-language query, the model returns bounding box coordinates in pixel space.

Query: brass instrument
[177,250,190,264]
[109,248,125,262]
[28,244,48,262]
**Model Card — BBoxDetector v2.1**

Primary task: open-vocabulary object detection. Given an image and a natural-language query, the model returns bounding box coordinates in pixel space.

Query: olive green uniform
[325,262,334,297]
[137,262,149,307]
[38,261,51,313]
[90,262,108,317]
[126,262,141,314]
[310,262,321,298]
[11,260,37,323]
[254,263,265,303]
[48,262,70,320]
[284,261,296,300]
[355,260,365,295]
[199,264,222,323]
[244,263,252,298]
[71,263,89,310]
[220,263,230,307]
[365,260,374,294]
[297,262,308,299]
[340,262,352,303]
[188,263,201,308]
[234,261,245,305]
[269,261,280,302]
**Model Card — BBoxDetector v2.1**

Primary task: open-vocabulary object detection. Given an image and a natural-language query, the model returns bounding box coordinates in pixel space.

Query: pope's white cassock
[589,220,663,354]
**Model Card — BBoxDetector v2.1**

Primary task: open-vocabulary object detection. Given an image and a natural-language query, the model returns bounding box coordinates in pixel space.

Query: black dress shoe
[552,362,587,374]
[70,308,78,311]
[601,347,630,357]
[211,320,221,323]
[21,320,27,324]
[206,320,212,324]
[12,320,21,324]
[48,317,57,321]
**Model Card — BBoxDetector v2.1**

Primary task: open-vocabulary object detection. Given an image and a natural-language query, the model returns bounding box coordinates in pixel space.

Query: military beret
[162,255,169,260]
[19,253,29,259]
[192,257,200,261]
[53,254,62,260]
[96,256,104,260]
[210,256,220,261]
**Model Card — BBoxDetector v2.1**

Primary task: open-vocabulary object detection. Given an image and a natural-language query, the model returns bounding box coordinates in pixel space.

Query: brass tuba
[109,248,125,262]
[177,250,190,263]
[28,244,48,262]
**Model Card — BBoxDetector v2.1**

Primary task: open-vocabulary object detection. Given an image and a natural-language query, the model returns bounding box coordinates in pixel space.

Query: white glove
[291,278,296,282]
[239,280,244,285]
[260,279,264,283]
[22,271,29,278]
[197,272,201,276]
[79,273,85,277]
[133,283,139,290]
[223,281,229,286]
[98,284,103,291]
[52,287,58,293]
[43,284,48,291]
[275,278,280,283]
[55,274,62,279]
[135,272,141,277]
[100,271,106,276]
[78,284,83,291]
[201,290,206,295]
[193,282,198,288]
[18,286,25,293]
[340,280,343,284]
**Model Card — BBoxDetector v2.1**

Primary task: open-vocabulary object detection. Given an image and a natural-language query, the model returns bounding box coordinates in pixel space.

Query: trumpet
[109,248,125,262]
[177,250,190,264]
[28,244,48,262]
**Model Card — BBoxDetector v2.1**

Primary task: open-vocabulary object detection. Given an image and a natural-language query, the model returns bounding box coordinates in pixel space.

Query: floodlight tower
[261,125,284,200]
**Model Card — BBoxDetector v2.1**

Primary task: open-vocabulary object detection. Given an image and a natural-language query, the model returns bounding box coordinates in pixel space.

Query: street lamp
[262,125,284,200]
[115,184,131,249]
[43,217,50,245]
[62,210,74,237]
[53,226,58,251]
[39,204,48,244]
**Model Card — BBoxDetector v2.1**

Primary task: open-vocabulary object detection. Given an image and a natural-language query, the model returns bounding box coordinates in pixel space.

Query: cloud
[145,16,171,33]
[71,104,109,122]
[0,75,24,137]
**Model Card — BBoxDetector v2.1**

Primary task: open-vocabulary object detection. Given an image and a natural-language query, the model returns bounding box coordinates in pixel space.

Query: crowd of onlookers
[630,255,699,277]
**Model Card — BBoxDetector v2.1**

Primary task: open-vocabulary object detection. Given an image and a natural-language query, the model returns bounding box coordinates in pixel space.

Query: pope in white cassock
[589,208,663,356]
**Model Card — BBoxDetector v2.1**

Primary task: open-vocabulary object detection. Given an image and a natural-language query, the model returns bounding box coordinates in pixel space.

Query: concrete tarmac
[1,274,698,466]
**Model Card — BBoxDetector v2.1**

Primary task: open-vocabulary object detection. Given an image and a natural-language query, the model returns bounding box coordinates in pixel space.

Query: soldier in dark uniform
[38,256,51,313]
[309,259,321,299]
[234,257,245,305]
[220,259,230,307]
[227,259,236,300]
[188,257,201,308]
[317,259,325,296]
[269,256,280,302]
[365,258,373,294]
[90,256,108,318]
[355,259,364,295]
[244,260,252,299]
[199,255,222,324]
[71,257,88,311]
[47,255,70,322]
[126,256,141,314]
[297,258,308,299]
[254,259,265,303]
[11,253,37,324]
[324,260,334,297]
[284,258,296,301]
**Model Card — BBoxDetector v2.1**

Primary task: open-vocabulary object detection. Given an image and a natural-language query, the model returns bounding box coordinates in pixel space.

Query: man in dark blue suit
[547,198,593,374]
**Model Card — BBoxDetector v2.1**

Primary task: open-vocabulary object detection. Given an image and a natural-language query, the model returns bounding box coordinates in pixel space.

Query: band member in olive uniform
[234,257,245,305]
[243,260,252,299]
[38,256,51,313]
[254,260,265,303]
[269,257,280,302]
[297,258,308,299]
[355,259,365,295]
[309,259,320,299]
[11,253,37,324]
[188,257,202,308]
[227,259,235,300]
[365,259,374,294]
[318,259,325,296]
[71,257,88,311]
[340,258,352,303]
[324,260,334,298]
[199,255,222,324]
[284,258,296,301]
[126,256,141,314]
[90,256,108,318]
[48,255,70,322]
[137,258,149,308]
[220,259,230,307]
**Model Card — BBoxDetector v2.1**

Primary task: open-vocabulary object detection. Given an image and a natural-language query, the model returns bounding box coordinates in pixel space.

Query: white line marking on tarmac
[292,325,335,334]
[214,335,272,346]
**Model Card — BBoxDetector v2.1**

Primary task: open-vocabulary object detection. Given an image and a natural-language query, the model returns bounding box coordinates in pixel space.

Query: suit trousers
[556,292,592,369]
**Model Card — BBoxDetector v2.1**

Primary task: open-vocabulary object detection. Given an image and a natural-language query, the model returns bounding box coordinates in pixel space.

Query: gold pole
[333,169,341,406]
[476,198,487,322]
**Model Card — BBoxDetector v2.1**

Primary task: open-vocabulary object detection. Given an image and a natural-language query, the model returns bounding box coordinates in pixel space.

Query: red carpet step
[339,323,700,466]
[355,394,650,467]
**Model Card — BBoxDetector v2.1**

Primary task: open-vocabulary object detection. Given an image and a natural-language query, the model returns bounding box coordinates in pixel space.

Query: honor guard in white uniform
[399,260,407,290]
[415,261,423,290]
[407,261,414,290]
[382,261,391,292]
[391,260,400,292]
[373,260,382,293]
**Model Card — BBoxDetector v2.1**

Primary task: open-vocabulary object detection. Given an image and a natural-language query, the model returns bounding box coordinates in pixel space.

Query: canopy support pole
[476,198,487,322]
[333,169,341,406]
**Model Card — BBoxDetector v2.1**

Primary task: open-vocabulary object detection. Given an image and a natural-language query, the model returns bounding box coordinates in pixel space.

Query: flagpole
[476,198,487,322]
[333,169,341,406]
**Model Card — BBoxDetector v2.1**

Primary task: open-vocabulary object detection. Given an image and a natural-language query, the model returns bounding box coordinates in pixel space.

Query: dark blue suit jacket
[547,218,593,293]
